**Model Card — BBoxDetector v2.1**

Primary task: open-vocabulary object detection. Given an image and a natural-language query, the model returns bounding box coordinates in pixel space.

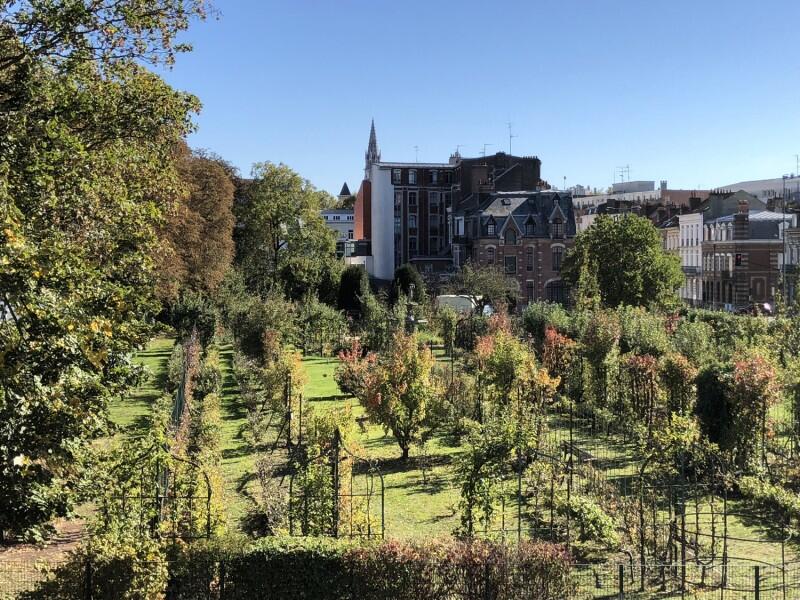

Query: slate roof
[467,190,577,239]
[339,182,351,197]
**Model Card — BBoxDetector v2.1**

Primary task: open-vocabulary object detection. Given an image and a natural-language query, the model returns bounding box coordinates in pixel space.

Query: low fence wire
[3,557,800,599]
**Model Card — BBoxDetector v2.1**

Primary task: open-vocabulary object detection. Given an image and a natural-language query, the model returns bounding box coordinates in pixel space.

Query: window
[487,247,495,264]
[347,230,353,240]
[430,170,438,184]
[429,191,439,209]
[526,247,534,272]
[552,220,564,238]
[546,280,567,304]
[505,256,517,274]
[395,190,403,208]
[487,222,496,236]
[526,220,536,236]
[394,216,401,233]
[409,169,417,185]
[409,215,417,230]
[552,246,564,271]
[408,191,417,208]
[504,229,517,245]
[333,215,340,221]
[527,281,535,301]
[392,169,401,184]
[409,237,417,254]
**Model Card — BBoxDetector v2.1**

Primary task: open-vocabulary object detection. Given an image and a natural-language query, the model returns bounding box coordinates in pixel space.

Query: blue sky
[159,0,800,196]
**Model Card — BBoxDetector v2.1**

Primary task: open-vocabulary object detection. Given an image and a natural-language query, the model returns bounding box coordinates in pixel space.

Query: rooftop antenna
[455,144,465,155]
[481,143,494,157]
[413,145,419,163]
[795,154,799,177]
[507,122,517,154]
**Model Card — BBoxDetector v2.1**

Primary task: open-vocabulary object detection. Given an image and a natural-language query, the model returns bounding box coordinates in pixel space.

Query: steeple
[364,119,380,180]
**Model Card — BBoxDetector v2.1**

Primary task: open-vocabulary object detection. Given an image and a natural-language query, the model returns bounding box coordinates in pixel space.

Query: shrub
[739,476,800,527]
[522,301,572,347]
[166,342,185,393]
[616,305,669,357]
[195,347,223,399]
[172,537,573,600]
[170,290,217,348]
[20,533,168,600]
[296,295,347,356]
[337,265,370,315]
[672,318,714,367]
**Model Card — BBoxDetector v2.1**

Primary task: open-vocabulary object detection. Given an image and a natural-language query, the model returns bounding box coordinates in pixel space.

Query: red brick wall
[355,179,371,240]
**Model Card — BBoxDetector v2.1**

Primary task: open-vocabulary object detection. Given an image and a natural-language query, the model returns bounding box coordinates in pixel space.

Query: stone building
[453,190,576,304]
[701,200,795,309]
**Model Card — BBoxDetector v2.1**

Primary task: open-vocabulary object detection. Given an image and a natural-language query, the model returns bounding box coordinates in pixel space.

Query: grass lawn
[108,336,174,434]
[113,341,799,560]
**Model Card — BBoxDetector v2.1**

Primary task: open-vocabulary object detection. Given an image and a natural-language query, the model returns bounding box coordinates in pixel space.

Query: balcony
[682,266,699,275]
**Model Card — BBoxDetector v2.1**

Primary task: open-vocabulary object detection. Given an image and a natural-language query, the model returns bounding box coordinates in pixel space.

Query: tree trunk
[401,445,410,460]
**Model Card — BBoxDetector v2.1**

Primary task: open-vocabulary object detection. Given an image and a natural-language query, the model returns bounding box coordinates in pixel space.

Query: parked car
[734,302,773,316]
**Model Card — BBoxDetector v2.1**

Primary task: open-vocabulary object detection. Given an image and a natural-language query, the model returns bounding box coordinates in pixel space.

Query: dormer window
[409,170,417,185]
[504,229,517,245]
[392,169,401,184]
[551,219,564,238]
[487,222,496,236]
[525,220,536,236]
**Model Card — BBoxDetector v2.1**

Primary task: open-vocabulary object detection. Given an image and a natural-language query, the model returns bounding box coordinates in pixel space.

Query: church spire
[364,119,380,180]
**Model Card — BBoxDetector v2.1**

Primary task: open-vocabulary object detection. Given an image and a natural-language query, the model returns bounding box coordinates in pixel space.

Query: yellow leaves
[83,345,109,369]
[89,318,113,338]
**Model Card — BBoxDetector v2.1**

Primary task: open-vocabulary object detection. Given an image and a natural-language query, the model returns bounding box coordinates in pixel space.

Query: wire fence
[4,558,800,599]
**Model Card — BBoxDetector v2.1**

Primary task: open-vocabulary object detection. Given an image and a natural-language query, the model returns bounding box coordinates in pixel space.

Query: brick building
[352,121,577,304]
[701,200,795,309]
[453,191,576,304]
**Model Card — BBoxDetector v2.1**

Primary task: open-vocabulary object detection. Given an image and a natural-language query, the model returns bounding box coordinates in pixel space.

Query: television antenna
[413,145,419,163]
[481,143,494,157]
[507,122,517,154]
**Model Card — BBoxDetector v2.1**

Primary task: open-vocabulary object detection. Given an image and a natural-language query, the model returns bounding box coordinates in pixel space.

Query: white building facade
[678,212,704,305]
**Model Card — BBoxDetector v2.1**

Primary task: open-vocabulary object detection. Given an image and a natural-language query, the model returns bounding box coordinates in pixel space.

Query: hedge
[23,536,573,600]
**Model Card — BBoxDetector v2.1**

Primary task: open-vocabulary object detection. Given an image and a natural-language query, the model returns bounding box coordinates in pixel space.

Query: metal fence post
[754,565,760,600]
[618,564,624,599]
[84,556,93,600]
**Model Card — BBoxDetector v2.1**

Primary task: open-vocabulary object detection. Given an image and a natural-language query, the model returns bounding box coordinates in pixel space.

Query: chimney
[733,201,749,240]
[660,180,668,192]
[737,198,749,214]
[689,196,701,211]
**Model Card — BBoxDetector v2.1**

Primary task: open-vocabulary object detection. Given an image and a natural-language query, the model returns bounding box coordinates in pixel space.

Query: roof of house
[466,190,577,239]
[339,182,351,197]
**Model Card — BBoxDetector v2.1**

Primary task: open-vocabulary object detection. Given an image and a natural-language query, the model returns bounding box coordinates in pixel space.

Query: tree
[449,262,520,314]
[0,6,200,539]
[0,1,208,72]
[337,265,369,316]
[363,331,439,459]
[389,264,426,305]
[562,215,683,308]
[156,144,235,301]
[234,162,339,300]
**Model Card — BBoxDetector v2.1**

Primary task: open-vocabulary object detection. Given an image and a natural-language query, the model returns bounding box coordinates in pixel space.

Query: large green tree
[235,162,340,300]
[0,2,202,540]
[562,215,683,308]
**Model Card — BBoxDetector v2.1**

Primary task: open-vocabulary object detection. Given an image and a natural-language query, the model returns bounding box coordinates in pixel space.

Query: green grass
[217,343,254,522]
[114,341,800,559]
[109,336,174,434]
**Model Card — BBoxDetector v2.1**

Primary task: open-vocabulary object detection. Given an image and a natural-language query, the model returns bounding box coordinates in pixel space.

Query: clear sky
[159,0,800,196]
